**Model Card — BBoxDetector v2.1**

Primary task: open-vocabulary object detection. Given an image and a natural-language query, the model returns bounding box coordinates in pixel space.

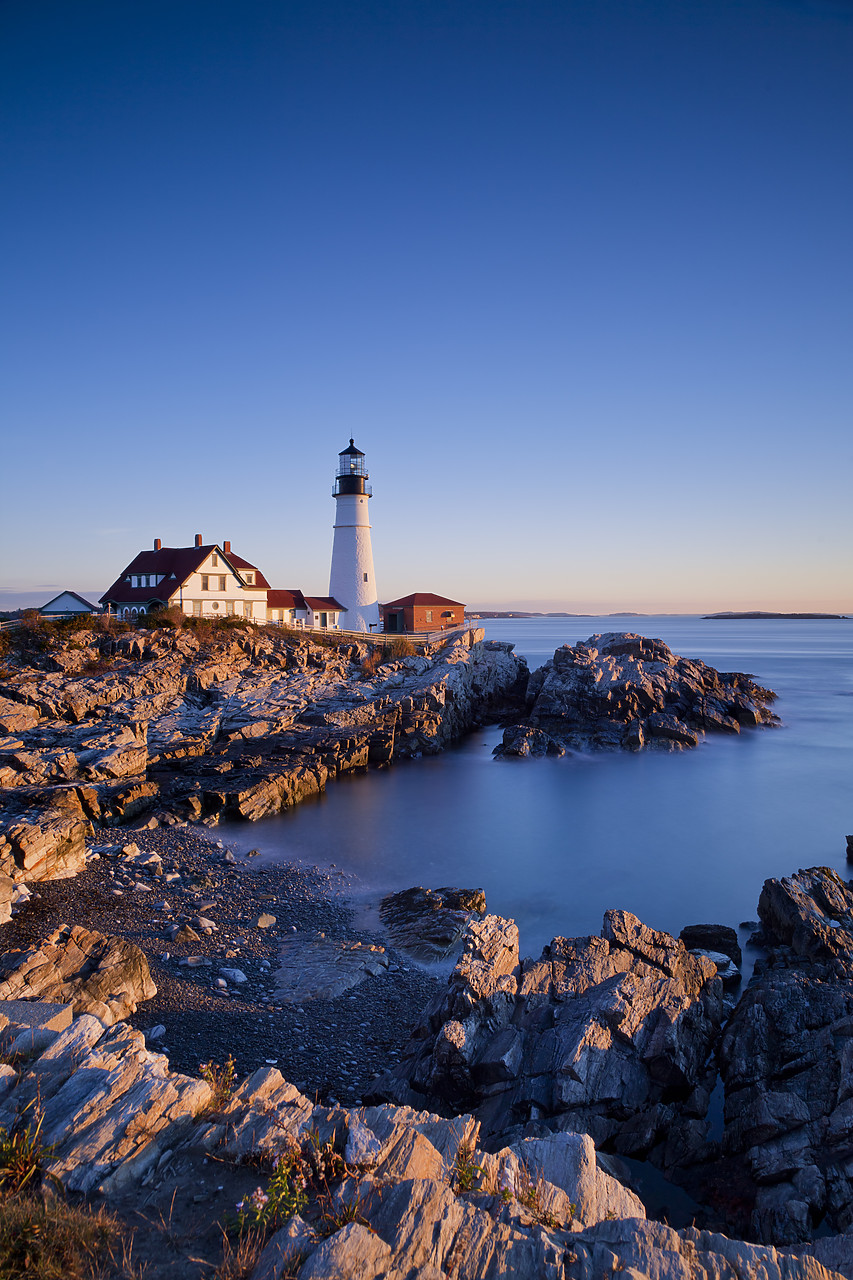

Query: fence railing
[270,621,477,645]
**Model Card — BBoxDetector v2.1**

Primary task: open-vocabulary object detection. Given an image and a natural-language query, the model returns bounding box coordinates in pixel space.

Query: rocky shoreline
[4,857,853,1278]
[8,617,847,1279]
[0,825,447,1108]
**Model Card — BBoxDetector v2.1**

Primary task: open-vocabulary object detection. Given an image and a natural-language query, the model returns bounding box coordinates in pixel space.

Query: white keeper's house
[100,536,346,628]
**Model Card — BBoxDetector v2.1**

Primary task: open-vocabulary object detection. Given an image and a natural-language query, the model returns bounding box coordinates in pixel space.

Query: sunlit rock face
[496,631,778,754]
[0,1000,843,1278]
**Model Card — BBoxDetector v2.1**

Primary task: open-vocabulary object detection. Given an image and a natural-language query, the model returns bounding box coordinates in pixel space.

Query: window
[211,553,218,566]
[201,575,209,591]
[226,601,235,616]
[193,601,202,617]
[363,572,368,581]
[245,573,254,584]
[218,576,226,591]
[426,610,433,623]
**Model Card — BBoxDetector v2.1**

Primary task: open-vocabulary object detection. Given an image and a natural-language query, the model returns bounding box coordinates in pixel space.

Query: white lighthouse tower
[329,439,380,632]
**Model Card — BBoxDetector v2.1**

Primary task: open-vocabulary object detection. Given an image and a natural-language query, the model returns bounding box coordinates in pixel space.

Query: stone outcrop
[710,867,853,1246]
[0,923,156,1025]
[0,624,528,886]
[379,886,487,961]
[0,787,90,883]
[0,1005,844,1279]
[370,909,724,1173]
[497,631,777,754]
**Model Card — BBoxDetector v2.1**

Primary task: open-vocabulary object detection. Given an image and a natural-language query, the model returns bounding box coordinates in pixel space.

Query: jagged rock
[680,923,743,967]
[0,1015,211,1193]
[298,1222,395,1280]
[493,723,565,758]
[0,790,89,882]
[251,1216,318,1280]
[0,872,13,924]
[0,923,156,1024]
[484,1131,646,1227]
[0,1007,843,1278]
[518,631,777,752]
[379,886,487,961]
[370,909,723,1173]
[704,868,853,1245]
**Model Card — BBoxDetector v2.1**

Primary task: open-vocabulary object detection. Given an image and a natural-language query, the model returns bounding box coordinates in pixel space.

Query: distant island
[703,611,848,620]
[468,611,645,619]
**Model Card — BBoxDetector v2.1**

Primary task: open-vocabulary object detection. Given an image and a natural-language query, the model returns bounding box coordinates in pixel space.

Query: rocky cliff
[0,622,527,887]
[496,632,778,754]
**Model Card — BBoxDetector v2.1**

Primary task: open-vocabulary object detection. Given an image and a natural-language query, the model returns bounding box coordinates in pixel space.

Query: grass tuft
[0,1195,122,1280]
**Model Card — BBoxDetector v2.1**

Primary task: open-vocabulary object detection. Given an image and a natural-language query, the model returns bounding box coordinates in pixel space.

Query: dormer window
[245,573,254,584]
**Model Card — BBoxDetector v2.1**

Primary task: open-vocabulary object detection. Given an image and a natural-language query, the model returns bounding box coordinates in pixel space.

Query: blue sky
[2,0,851,612]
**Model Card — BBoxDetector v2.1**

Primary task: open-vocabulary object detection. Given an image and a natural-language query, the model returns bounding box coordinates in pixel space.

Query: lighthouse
[329,440,380,632]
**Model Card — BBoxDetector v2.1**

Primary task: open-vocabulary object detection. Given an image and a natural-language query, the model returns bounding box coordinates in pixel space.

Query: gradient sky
[2,0,851,612]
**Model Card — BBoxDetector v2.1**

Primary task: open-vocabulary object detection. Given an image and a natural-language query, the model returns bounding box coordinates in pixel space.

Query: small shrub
[0,1111,56,1197]
[452,1142,483,1194]
[316,1195,370,1239]
[199,1055,237,1112]
[233,1141,308,1233]
[360,647,383,678]
[214,1226,269,1280]
[514,1172,562,1230]
[388,637,416,659]
[81,657,114,676]
[136,608,180,631]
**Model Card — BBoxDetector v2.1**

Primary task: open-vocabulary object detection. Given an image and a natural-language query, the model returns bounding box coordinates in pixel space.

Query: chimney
[195,533,202,547]
[223,540,231,554]
[154,538,162,551]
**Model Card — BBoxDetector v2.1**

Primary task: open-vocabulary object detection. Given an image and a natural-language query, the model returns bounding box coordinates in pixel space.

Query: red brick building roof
[267,588,307,610]
[382,592,465,608]
[303,596,346,611]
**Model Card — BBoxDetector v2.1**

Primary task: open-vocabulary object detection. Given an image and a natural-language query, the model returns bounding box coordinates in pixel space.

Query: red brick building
[381,592,466,634]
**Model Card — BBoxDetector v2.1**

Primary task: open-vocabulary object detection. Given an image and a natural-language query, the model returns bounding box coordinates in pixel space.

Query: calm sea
[224,616,853,957]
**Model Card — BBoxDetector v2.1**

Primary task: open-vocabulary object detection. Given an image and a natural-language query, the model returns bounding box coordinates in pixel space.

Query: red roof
[100,544,269,605]
[224,552,271,589]
[267,588,307,610]
[382,592,465,609]
[303,596,346,611]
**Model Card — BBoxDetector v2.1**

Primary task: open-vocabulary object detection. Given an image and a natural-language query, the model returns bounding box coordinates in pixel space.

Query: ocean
[224,616,852,958]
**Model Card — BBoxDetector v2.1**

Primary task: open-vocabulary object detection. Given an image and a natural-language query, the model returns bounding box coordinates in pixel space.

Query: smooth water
[223,616,853,955]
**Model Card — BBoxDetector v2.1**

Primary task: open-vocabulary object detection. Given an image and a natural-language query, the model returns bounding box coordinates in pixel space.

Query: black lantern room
[333,439,372,496]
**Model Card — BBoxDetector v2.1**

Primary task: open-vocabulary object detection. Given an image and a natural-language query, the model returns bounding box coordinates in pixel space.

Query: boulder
[370,909,723,1171]
[379,886,487,961]
[0,924,156,1025]
[493,724,564,758]
[519,632,777,752]
[711,868,853,1245]
[680,923,743,967]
